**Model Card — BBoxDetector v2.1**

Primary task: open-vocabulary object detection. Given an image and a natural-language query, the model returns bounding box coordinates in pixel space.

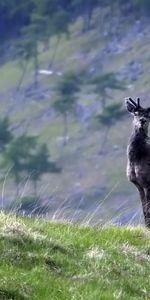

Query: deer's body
[126,98,150,227]
[127,131,150,188]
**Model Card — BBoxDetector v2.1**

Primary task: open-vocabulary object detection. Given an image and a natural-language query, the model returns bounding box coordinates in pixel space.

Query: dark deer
[125,97,150,227]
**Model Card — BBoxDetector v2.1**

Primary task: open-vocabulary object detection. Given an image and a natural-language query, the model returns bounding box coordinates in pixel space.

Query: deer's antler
[128,97,137,107]
[137,98,141,108]
[127,97,143,111]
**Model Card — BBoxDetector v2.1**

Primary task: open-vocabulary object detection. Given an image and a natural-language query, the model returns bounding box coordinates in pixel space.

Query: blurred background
[0,0,149,225]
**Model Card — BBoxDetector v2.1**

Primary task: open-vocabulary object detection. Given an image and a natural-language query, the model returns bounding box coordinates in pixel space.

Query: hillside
[1,6,150,223]
[0,213,150,300]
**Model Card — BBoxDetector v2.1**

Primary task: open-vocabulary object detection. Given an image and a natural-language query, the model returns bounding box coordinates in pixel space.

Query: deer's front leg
[132,181,145,202]
[144,187,150,228]
[127,163,147,225]
[131,180,147,225]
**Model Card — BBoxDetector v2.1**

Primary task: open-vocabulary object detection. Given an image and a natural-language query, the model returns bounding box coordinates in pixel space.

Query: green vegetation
[95,103,126,154]
[8,196,48,215]
[0,121,61,213]
[53,71,81,144]
[90,73,126,110]
[1,0,150,45]
[0,117,13,151]
[3,133,61,196]
[0,213,150,300]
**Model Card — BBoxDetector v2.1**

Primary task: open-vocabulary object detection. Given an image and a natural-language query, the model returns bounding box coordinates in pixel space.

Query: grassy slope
[0,10,150,221]
[0,213,150,300]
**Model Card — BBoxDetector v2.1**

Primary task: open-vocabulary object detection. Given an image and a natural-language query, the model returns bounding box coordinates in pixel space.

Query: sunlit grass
[0,212,150,299]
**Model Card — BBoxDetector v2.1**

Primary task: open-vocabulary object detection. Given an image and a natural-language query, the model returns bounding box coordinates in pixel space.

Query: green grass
[0,213,150,300]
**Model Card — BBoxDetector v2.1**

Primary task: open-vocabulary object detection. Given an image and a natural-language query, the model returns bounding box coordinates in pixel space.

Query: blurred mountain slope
[0,3,150,224]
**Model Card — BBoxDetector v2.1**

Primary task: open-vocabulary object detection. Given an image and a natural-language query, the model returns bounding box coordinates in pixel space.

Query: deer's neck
[128,127,148,162]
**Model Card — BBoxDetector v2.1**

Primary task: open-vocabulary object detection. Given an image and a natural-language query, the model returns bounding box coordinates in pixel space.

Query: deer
[125,97,150,228]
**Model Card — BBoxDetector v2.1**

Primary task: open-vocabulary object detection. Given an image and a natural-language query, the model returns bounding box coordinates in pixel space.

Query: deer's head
[125,97,150,132]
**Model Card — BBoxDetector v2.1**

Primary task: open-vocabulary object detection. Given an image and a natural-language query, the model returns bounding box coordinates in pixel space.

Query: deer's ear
[146,107,150,117]
[125,99,136,114]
